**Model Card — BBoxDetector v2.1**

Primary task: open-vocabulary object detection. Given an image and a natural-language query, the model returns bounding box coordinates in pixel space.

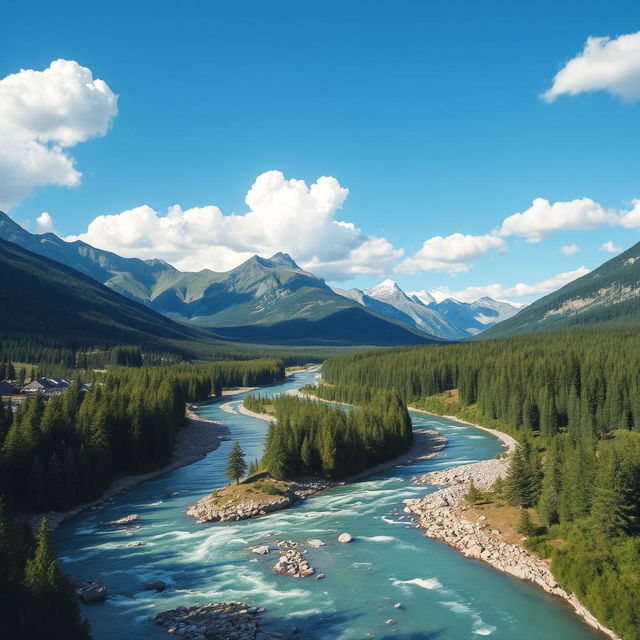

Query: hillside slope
[0,238,217,353]
[482,242,640,339]
[0,212,439,345]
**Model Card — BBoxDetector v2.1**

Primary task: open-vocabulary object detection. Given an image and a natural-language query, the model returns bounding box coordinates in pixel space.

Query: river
[55,368,605,640]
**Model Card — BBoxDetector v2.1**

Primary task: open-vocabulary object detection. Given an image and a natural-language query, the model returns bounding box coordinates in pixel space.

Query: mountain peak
[408,289,436,306]
[368,279,402,296]
[268,252,300,269]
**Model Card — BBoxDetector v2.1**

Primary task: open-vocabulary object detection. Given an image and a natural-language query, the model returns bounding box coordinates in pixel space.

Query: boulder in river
[251,545,270,555]
[99,514,140,527]
[76,580,107,603]
[307,539,325,547]
[337,532,353,543]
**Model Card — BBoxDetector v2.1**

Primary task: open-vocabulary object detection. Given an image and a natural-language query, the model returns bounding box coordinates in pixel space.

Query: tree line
[0,358,284,515]
[322,328,640,640]
[258,392,412,480]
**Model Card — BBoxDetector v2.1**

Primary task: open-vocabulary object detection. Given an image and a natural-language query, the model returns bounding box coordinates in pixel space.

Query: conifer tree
[537,437,562,526]
[517,509,537,537]
[23,519,90,640]
[225,441,247,485]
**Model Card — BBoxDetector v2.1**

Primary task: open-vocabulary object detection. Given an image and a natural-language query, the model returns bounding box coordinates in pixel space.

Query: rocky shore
[404,457,621,640]
[186,478,335,524]
[154,602,265,640]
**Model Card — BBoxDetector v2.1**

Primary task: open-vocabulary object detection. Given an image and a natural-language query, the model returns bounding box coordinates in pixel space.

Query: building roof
[0,381,20,395]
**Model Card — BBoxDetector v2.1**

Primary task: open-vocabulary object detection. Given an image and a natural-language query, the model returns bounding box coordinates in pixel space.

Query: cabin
[22,377,71,395]
[0,380,20,396]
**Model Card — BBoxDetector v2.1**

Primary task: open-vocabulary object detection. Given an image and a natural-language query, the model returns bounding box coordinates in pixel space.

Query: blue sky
[2,1,640,302]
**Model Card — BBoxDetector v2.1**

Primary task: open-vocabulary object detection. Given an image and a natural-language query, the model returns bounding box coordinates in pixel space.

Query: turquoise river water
[55,369,605,640]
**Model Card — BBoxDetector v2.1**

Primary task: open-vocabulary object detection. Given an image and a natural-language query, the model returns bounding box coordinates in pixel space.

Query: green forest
[321,328,640,640]
[0,358,284,637]
[256,392,412,479]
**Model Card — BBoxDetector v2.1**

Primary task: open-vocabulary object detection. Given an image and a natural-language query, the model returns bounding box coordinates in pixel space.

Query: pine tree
[537,437,562,526]
[465,481,482,504]
[590,446,629,539]
[517,509,537,537]
[23,519,90,640]
[225,441,247,484]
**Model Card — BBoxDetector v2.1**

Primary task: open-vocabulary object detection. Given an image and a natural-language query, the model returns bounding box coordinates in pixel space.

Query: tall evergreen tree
[225,441,247,485]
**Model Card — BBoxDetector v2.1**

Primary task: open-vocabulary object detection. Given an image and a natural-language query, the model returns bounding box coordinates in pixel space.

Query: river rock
[307,538,325,547]
[154,601,262,639]
[76,580,107,603]
[272,549,315,578]
[337,533,353,543]
[99,513,140,527]
[251,545,270,555]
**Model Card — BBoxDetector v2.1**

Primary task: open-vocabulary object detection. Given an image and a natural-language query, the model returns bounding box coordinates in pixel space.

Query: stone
[80,583,107,603]
[384,619,396,625]
[251,545,270,555]
[99,513,140,527]
[145,580,167,592]
[337,532,353,543]
[316,573,326,580]
[307,539,325,547]
[393,602,402,609]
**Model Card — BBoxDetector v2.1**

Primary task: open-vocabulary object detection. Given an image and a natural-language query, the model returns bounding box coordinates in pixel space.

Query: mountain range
[0,211,520,343]
[0,212,436,347]
[334,279,520,339]
[482,241,640,339]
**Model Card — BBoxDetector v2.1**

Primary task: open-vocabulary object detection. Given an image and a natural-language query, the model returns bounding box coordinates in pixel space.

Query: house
[0,380,20,396]
[22,377,71,395]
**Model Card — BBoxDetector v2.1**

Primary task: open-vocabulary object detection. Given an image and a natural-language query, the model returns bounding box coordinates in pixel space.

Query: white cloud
[35,212,55,233]
[618,199,640,228]
[600,240,622,253]
[67,170,402,281]
[0,59,118,210]
[498,197,617,242]
[543,31,640,103]
[432,267,591,303]
[560,243,581,255]
[394,233,506,275]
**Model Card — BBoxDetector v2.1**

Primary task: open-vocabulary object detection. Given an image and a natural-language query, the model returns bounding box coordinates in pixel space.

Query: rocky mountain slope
[481,242,640,339]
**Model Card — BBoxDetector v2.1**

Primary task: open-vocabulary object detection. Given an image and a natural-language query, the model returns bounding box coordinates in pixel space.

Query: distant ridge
[0,212,438,347]
[481,242,640,339]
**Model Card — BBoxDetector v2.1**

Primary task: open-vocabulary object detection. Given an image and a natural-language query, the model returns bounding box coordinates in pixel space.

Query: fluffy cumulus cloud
[543,31,640,103]
[431,267,591,303]
[394,233,506,275]
[35,211,55,233]
[0,59,118,210]
[67,171,402,281]
[498,197,618,242]
[560,243,581,255]
[600,240,622,253]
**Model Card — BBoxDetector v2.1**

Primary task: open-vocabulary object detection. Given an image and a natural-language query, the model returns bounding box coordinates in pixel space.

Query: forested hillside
[482,241,640,338]
[321,331,640,639]
[0,214,440,346]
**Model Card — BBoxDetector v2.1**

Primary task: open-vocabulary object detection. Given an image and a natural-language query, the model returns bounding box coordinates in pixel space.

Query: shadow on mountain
[206,308,441,346]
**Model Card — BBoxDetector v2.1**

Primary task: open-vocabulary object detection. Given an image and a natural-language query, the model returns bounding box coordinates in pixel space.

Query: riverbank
[187,393,448,525]
[408,406,518,453]
[403,454,620,640]
[34,411,229,533]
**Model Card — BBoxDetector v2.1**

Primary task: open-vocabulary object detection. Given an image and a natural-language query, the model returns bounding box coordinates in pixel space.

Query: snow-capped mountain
[431,297,521,336]
[408,289,436,306]
[335,279,523,339]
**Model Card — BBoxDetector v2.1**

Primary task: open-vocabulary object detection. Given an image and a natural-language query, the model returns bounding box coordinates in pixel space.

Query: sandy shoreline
[408,406,518,453]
